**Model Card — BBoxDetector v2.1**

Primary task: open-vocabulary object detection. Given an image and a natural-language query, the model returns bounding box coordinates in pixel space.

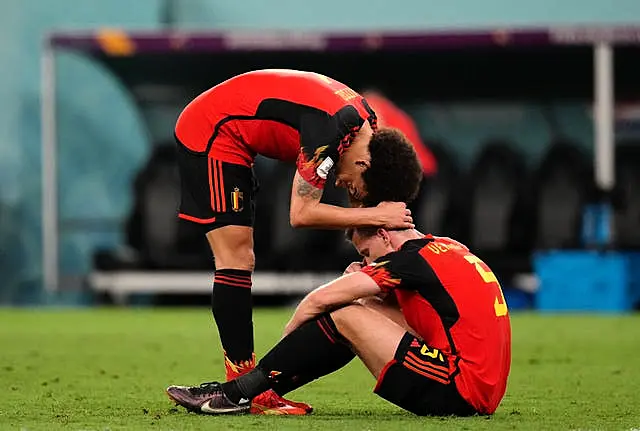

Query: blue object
[533,250,640,312]
[502,288,534,311]
[581,203,613,247]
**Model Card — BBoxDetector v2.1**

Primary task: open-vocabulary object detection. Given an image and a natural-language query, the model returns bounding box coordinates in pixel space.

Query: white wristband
[316,157,334,179]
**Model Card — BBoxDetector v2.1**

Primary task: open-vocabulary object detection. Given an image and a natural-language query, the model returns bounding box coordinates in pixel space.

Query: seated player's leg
[357,294,416,336]
[330,303,405,377]
[167,310,354,415]
[331,305,476,416]
[185,303,474,416]
[182,311,357,415]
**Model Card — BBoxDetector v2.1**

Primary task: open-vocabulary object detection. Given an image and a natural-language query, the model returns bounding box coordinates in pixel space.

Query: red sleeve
[296,150,328,189]
[361,260,402,293]
[295,105,365,189]
[361,248,435,293]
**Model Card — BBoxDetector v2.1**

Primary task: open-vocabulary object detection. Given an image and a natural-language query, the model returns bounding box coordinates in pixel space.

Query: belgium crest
[231,187,243,212]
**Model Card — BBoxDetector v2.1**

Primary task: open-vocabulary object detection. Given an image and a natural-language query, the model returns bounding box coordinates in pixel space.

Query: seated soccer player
[167,228,512,416]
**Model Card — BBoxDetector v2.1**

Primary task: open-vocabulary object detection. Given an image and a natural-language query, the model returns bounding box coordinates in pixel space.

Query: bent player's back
[211,69,361,113]
[175,69,373,166]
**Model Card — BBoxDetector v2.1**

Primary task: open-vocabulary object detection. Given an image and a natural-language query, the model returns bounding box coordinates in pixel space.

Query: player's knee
[356,296,384,309]
[330,303,365,333]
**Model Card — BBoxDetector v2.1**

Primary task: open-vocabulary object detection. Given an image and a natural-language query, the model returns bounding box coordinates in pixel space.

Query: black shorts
[176,141,258,230]
[374,332,477,416]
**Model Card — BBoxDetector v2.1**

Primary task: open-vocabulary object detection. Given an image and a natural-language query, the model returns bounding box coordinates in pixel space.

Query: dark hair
[345,226,378,242]
[362,128,423,207]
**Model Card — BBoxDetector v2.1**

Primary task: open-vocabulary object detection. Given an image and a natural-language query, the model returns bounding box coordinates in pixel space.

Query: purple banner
[49,26,640,55]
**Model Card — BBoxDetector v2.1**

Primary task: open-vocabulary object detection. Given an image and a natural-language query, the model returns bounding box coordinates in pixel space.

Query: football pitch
[1,308,639,431]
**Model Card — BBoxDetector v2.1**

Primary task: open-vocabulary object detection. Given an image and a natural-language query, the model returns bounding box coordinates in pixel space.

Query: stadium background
[0,0,639,305]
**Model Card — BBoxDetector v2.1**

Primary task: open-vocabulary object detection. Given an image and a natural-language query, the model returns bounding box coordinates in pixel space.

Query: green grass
[0,309,639,430]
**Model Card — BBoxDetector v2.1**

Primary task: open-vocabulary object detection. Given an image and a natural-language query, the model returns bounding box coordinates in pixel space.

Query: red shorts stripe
[217,160,227,212]
[402,361,450,385]
[212,159,222,212]
[208,158,217,212]
[406,351,449,373]
[404,356,450,379]
[178,213,216,224]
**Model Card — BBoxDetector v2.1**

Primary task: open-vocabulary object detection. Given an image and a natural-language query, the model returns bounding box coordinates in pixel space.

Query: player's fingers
[405,208,411,216]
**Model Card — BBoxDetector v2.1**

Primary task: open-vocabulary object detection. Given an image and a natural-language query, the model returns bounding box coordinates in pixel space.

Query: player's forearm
[293,202,384,229]
[287,278,358,329]
[297,294,327,319]
[290,171,384,229]
[284,274,384,336]
[283,294,327,337]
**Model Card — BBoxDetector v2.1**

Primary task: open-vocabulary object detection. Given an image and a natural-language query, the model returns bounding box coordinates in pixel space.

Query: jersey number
[464,255,508,317]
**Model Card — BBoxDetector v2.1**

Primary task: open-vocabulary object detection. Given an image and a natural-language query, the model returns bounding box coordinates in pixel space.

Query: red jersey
[363,92,437,176]
[361,235,511,414]
[175,69,376,187]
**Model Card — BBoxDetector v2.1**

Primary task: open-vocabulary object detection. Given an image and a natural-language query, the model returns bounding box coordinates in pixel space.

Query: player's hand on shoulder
[375,201,414,230]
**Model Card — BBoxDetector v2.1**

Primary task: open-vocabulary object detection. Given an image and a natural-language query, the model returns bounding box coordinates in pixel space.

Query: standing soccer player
[168,230,511,416]
[167,69,423,414]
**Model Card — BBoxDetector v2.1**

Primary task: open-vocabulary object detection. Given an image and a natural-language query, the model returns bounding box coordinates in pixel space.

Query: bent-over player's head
[345,226,416,264]
[335,127,422,205]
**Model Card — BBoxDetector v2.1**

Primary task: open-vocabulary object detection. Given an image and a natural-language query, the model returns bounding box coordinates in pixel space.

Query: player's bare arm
[295,172,324,201]
[283,272,381,337]
[289,171,414,230]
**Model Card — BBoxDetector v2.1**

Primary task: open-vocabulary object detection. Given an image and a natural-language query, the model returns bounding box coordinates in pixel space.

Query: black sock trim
[317,314,347,344]
[216,269,252,278]
[215,269,252,288]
